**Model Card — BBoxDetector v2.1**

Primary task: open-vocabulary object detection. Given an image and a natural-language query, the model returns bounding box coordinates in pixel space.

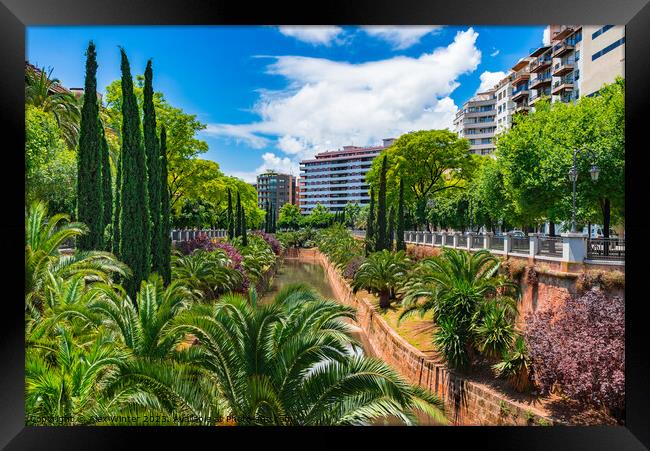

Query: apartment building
[256,171,296,220]
[495,74,514,134]
[485,24,624,137]
[452,91,497,155]
[298,138,395,214]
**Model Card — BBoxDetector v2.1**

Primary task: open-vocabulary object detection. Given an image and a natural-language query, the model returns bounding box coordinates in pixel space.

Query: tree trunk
[549,221,555,237]
[601,198,611,257]
[379,289,391,309]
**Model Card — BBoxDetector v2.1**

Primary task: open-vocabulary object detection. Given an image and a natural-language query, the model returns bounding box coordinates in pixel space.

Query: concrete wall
[304,248,559,426]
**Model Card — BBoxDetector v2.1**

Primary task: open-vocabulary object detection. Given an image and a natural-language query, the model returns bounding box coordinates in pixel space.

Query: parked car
[508,230,526,238]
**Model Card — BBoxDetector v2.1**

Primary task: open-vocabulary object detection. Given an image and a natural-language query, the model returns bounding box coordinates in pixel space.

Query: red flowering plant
[524,289,625,416]
[175,233,216,255]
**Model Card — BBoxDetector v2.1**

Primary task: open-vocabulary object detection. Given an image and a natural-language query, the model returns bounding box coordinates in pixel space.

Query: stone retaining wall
[302,248,559,426]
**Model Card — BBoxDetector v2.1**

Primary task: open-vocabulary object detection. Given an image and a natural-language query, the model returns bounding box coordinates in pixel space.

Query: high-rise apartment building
[256,171,296,220]
[298,138,395,214]
[495,73,514,134]
[452,91,497,155]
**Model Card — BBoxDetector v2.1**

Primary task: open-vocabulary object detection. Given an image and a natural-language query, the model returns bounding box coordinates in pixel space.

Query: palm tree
[171,284,447,425]
[25,201,129,317]
[399,249,519,369]
[25,65,81,149]
[352,250,410,308]
[172,250,243,299]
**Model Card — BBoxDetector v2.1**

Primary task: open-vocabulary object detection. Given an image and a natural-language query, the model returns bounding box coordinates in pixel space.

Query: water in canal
[262,257,441,426]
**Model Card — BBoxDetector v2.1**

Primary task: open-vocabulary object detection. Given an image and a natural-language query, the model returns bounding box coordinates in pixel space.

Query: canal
[262,256,441,426]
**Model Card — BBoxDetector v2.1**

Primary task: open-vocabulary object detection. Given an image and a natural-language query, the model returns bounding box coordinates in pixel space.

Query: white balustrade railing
[402,231,624,265]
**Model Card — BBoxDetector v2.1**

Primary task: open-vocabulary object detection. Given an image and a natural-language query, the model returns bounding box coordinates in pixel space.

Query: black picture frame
[2,0,648,448]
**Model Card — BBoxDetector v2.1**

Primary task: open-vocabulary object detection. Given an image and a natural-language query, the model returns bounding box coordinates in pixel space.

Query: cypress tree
[241,205,248,246]
[365,188,375,256]
[144,60,162,275]
[376,155,388,251]
[387,206,395,252]
[112,150,121,256]
[159,126,172,285]
[100,120,112,251]
[118,48,150,299]
[396,179,406,251]
[77,41,103,250]
[227,188,234,239]
[234,192,242,237]
[271,206,276,233]
[264,201,270,233]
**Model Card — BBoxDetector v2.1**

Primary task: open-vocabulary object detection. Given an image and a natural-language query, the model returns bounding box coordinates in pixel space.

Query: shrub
[406,243,441,260]
[492,335,532,393]
[253,231,282,255]
[524,289,624,412]
[343,255,365,280]
[175,233,216,255]
[501,258,527,281]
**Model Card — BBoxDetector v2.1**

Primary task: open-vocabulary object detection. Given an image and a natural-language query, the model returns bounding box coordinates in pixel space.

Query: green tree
[365,189,375,256]
[241,203,248,246]
[25,106,77,217]
[376,155,388,251]
[144,60,163,275]
[496,79,624,235]
[76,41,104,251]
[118,48,150,299]
[304,203,334,229]
[226,188,234,239]
[344,203,362,228]
[387,206,395,251]
[234,191,242,237]
[159,126,172,284]
[25,65,81,149]
[400,249,519,368]
[100,122,112,250]
[353,250,410,309]
[277,203,301,231]
[396,179,406,251]
[173,284,447,425]
[111,150,121,256]
[368,130,474,228]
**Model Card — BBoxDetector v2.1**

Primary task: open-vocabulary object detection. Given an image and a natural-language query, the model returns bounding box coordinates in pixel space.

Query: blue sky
[27,25,546,182]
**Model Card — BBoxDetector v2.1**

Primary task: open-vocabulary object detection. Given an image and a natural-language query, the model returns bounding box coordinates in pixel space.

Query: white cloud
[490,49,500,57]
[361,26,443,50]
[277,26,344,46]
[476,70,507,93]
[210,28,482,170]
[543,26,550,46]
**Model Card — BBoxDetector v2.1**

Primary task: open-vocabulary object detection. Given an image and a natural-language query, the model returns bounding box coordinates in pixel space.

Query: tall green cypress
[376,155,388,251]
[387,206,395,252]
[112,150,121,256]
[159,126,171,285]
[100,120,112,251]
[234,192,242,237]
[241,205,248,246]
[77,41,103,250]
[365,188,375,256]
[264,201,269,233]
[271,206,276,233]
[226,189,234,239]
[118,48,150,299]
[144,60,162,275]
[396,179,406,251]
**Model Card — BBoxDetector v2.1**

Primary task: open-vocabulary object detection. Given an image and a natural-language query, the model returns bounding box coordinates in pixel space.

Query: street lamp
[568,148,600,233]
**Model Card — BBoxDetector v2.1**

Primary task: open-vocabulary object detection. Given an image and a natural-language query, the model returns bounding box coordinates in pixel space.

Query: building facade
[255,171,296,220]
[298,138,395,214]
[452,91,497,155]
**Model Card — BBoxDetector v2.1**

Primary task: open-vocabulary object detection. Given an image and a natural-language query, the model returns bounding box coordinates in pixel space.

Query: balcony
[552,61,574,76]
[553,26,576,41]
[511,69,530,85]
[513,104,530,114]
[552,79,574,95]
[529,91,551,105]
[552,41,574,57]
[511,88,530,102]
[529,56,552,73]
[530,75,552,89]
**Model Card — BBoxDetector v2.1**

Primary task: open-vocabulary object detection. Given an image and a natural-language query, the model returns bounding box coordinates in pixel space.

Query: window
[574,50,580,61]
[592,37,625,61]
[574,69,580,80]
[592,25,614,40]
